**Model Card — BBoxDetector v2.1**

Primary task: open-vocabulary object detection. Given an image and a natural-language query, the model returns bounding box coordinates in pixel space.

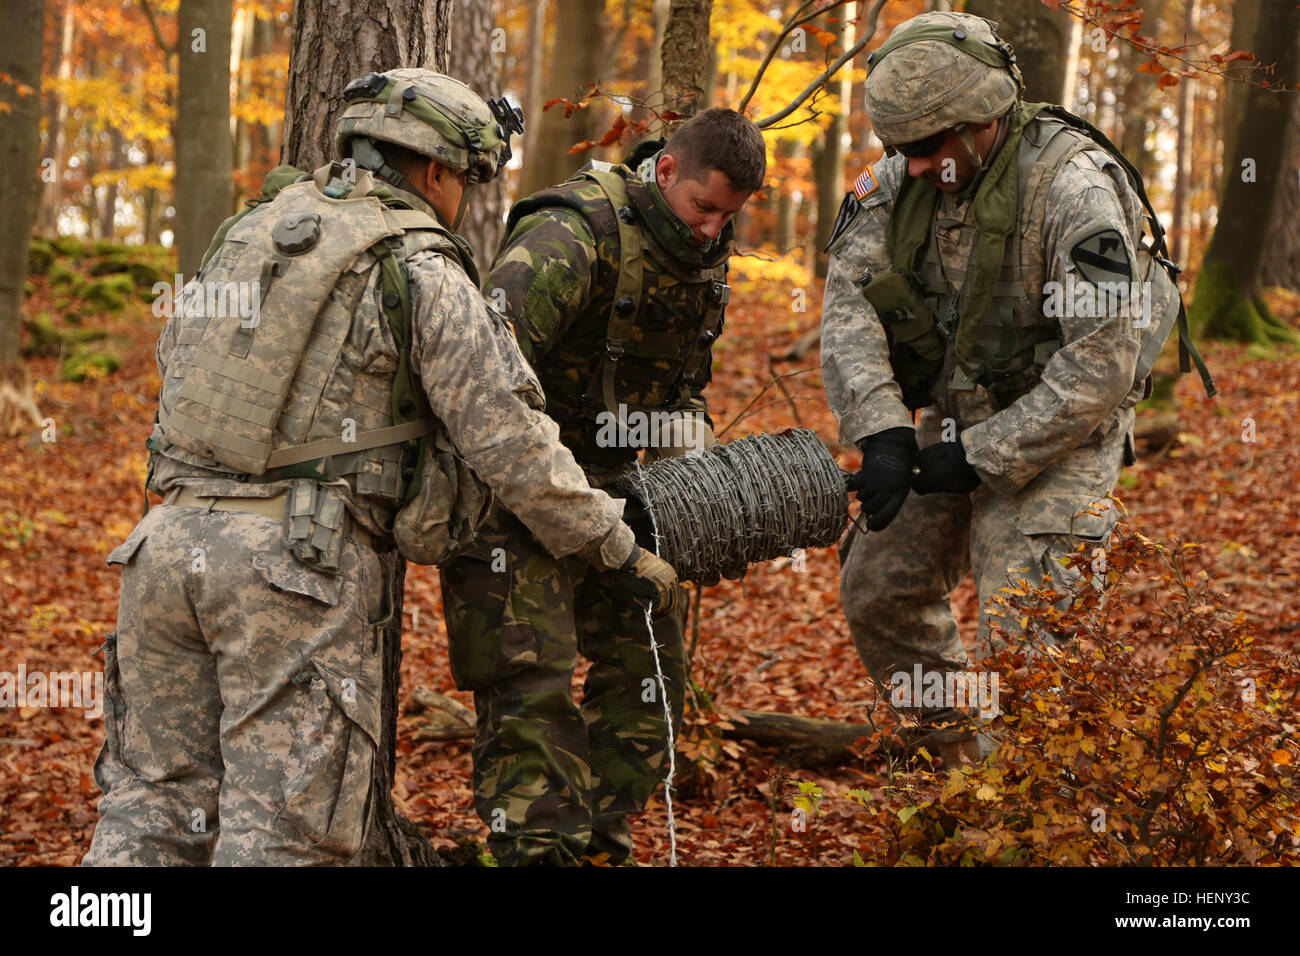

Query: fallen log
[774,325,821,362]
[411,703,890,767]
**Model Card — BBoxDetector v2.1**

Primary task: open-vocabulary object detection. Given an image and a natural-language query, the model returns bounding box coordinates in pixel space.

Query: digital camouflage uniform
[85,73,638,865]
[440,155,733,865]
[823,14,1171,701]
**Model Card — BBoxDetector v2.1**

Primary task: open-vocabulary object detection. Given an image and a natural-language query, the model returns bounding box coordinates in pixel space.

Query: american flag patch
[853,166,879,200]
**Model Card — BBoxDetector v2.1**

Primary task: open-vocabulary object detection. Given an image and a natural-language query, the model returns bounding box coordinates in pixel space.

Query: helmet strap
[351,137,425,200]
[450,180,474,232]
[959,114,1010,194]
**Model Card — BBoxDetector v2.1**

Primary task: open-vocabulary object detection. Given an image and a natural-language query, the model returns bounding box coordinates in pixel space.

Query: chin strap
[450,180,474,232]
[959,112,1012,196]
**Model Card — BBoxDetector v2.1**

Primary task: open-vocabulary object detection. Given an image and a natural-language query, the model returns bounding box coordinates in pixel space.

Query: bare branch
[756,0,889,130]
[1059,0,1294,92]
[738,0,851,113]
[137,0,176,60]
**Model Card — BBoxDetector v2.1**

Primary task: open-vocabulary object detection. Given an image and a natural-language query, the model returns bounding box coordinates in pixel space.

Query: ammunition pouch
[860,269,945,410]
[285,479,352,573]
[392,424,494,566]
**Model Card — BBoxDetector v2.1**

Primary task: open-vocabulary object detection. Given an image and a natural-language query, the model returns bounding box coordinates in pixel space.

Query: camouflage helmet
[863,12,1022,146]
[334,68,519,183]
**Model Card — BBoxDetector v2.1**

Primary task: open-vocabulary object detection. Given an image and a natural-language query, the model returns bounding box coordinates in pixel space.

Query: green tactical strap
[1038,104,1216,396]
[372,235,434,505]
[680,276,728,389]
[198,165,311,273]
[868,21,1018,74]
[954,103,1041,382]
[861,270,944,361]
[264,418,436,469]
[582,169,646,418]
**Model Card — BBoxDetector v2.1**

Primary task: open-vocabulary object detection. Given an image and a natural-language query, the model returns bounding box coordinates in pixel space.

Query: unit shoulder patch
[1069,228,1133,284]
[824,192,861,254]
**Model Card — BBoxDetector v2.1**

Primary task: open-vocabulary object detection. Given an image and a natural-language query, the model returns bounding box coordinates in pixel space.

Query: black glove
[912,437,982,495]
[846,426,917,531]
[614,547,679,618]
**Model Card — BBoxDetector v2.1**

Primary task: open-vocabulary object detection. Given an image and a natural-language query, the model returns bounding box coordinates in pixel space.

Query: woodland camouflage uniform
[83,71,643,866]
[440,147,737,865]
[822,13,1200,746]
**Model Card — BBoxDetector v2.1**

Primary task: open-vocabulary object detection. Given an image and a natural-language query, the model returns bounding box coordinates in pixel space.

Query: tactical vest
[505,161,732,467]
[151,164,490,567]
[859,106,1214,411]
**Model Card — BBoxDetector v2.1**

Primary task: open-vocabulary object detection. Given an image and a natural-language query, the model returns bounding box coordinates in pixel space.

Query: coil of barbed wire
[618,428,849,583]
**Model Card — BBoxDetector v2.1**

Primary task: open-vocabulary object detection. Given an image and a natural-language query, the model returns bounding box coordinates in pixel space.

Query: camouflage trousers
[840,405,1126,698]
[83,501,396,866]
[439,507,687,866]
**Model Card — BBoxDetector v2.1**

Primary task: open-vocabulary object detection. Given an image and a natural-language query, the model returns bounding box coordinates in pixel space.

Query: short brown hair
[664,108,767,193]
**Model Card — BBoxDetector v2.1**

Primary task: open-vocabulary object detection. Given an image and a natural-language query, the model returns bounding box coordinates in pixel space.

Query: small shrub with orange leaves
[822,523,1299,866]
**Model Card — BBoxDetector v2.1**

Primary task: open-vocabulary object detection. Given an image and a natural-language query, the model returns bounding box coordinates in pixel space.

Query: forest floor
[2,267,1297,867]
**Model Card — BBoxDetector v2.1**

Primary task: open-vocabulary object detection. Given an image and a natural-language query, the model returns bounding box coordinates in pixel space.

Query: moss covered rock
[48,261,82,292]
[60,345,121,382]
[52,237,88,260]
[28,239,55,276]
[88,253,131,276]
[81,273,136,312]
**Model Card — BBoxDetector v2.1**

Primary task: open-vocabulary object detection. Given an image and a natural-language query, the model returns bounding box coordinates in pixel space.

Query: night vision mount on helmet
[335,68,525,230]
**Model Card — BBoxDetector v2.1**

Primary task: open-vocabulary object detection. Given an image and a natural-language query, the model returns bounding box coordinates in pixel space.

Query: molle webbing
[161,182,403,475]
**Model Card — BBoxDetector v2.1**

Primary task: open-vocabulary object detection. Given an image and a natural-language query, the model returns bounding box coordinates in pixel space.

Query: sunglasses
[892,124,967,159]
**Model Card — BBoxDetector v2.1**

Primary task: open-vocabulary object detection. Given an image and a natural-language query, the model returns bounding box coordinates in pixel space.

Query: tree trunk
[516,0,604,199]
[1189,0,1300,343]
[175,0,233,277]
[813,1,853,279]
[0,0,45,436]
[1260,43,1300,291]
[1221,0,1259,169]
[38,0,75,237]
[448,0,506,270]
[143,140,162,246]
[232,2,257,204]
[775,140,797,254]
[660,0,713,129]
[1116,0,1163,188]
[645,0,670,119]
[281,0,451,172]
[100,126,125,241]
[520,0,547,172]
[1170,0,1196,267]
[964,0,1070,103]
[278,0,457,866]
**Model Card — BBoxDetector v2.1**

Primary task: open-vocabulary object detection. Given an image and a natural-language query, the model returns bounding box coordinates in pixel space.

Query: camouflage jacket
[485,158,733,479]
[149,170,631,563]
[821,116,1147,496]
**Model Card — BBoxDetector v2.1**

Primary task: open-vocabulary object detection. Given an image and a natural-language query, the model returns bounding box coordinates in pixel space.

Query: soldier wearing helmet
[84,69,677,866]
[821,12,1205,764]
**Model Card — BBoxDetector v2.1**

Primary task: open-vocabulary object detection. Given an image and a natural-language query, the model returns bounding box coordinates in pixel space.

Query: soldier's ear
[424,159,455,200]
[656,152,678,189]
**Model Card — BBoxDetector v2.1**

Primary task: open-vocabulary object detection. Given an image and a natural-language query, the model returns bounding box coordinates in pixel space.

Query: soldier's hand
[913,437,982,495]
[846,426,917,531]
[615,547,679,617]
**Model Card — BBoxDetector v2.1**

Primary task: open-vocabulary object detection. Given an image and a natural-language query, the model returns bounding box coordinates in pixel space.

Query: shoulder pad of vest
[507,179,614,240]
[868,153,907,206]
